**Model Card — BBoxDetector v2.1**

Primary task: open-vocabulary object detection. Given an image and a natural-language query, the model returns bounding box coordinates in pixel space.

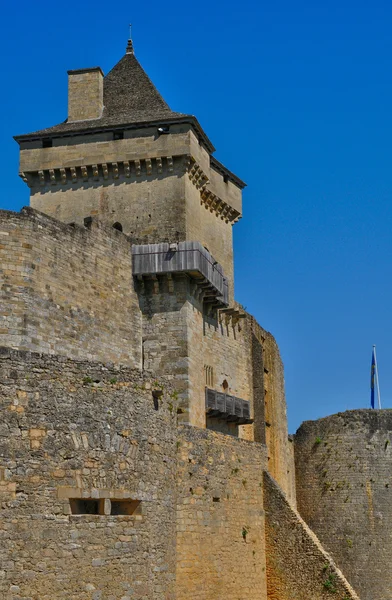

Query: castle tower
[14,39,255,431]
[16,39,244,302]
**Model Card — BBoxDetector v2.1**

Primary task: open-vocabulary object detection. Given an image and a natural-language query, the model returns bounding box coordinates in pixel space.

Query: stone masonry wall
[0,207,141,366]
[0,348,178,600]
[187,296,253,430]
[185,175,235,301]
[257,322,294,502]
[68,69,103,122]
[264,471,359,600]
[295,410,392,600]
[138,275,190,419]
[176,425,268,600]
[29,158,187,244]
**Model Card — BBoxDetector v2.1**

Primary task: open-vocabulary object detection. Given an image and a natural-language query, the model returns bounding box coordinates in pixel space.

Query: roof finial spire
[126,23,134,54]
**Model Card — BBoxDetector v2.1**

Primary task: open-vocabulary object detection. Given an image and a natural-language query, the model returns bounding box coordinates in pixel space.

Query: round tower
[295,409,392,600]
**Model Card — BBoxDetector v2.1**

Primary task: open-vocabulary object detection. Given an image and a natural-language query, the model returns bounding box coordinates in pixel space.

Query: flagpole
[373,344,382,409]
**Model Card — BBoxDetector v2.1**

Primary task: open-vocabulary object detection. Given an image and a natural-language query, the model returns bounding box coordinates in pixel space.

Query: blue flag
[370,349,376,409]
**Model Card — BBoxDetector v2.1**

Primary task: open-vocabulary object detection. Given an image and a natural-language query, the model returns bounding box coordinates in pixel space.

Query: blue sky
[1,0,391,432]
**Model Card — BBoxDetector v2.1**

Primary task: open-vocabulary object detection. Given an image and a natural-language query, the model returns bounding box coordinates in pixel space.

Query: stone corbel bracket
[201,188,241,224]
[185,156,241,224]
[19,155,179,187]
[219,307,246,330]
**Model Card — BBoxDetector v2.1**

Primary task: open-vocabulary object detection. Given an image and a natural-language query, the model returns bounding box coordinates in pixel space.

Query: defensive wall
[0,348,359,600]
[0,206,295,497]
[0,207,141,366]
[0,348,178,600]
[0,347,264,600]
[295,410,392,600]
[263,471,359,600]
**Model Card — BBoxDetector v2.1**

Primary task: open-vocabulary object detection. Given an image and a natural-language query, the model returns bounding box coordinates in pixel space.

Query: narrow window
[204,365,214,387]
[112,222,123,232]
[110,500,141,515]
[222,379,229,392]
[69,498,104,515]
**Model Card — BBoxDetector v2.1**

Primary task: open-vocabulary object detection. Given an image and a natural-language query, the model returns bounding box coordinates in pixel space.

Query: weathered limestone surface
[0,207,141,366]
[176,426,268,600]
[68,68,104,122]
[295,410,392,600]
[259,325,295,503]
[264,471,359,600]
[0,348,273,600]
[0,348,178,600]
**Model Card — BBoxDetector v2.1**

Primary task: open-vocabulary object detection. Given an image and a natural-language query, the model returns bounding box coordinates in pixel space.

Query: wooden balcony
[205,388,253,424]
[132,241,229,307]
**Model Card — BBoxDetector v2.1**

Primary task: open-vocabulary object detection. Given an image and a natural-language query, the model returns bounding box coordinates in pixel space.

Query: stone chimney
[67,67,104,122]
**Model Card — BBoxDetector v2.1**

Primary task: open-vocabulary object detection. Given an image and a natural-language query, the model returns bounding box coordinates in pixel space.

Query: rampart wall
[176,426,268,600]
[263,471,359,600]
[252,320,295,503]
[0,347,291,600]
[295,410,392,600]
[0,207,141,366]
[0,348,178,600]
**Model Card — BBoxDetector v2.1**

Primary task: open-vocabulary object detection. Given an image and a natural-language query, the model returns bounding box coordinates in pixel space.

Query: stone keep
[0,35,385,600]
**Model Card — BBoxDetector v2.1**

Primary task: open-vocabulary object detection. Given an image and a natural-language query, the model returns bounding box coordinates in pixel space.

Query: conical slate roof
[103,40,183,123]
[14,40,193,140]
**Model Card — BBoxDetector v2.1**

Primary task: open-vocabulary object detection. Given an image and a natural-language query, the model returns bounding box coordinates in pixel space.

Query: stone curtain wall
[0,348,178,600]
[263,472,359,600]
[0,208,141,366]
[176,425,268,600]
[251,319,295,503]
[295,410,392,600]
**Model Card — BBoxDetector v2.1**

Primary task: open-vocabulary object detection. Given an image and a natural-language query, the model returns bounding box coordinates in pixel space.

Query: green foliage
[82,376,93,385]
[242,526,250,541]
[323,573,337,593]
[314,436,322,445]
[346,538,353,548]
[109,377,117,385]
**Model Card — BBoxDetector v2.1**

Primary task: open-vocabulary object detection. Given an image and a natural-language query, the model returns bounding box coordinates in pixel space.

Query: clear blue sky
[1,1,391,432]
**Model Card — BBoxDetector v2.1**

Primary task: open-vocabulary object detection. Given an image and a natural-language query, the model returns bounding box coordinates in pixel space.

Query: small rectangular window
[110,500,141,515]
[69,497,141,516]
[69,498,104,515]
